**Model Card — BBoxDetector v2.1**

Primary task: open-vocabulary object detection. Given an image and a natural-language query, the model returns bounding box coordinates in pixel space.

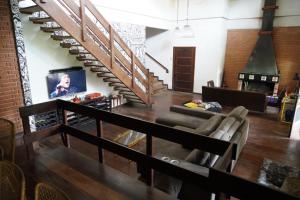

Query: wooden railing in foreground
[34,0,152,104]
[19,100,298,200]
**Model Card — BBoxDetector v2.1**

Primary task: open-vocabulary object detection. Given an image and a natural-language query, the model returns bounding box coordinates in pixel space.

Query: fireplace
[237,0,280,96]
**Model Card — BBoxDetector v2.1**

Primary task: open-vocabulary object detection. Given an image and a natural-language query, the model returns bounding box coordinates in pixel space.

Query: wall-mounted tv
[47,69,86,99]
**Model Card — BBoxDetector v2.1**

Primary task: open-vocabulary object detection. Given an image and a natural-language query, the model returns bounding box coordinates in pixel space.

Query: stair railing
[35,0,152,104]
[145,52,169,74]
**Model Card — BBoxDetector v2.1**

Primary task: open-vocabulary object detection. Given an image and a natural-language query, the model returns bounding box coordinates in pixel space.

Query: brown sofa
[154,105,249,199]
[202,86,267,112]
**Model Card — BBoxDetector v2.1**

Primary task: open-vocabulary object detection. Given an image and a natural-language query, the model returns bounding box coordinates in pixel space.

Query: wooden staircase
[20,0,168,105]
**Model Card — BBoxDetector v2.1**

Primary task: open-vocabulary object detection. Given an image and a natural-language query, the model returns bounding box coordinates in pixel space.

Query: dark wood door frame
[172,47,196,93]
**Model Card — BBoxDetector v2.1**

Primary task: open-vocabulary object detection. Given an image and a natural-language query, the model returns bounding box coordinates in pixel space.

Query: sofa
[154,105,249,199]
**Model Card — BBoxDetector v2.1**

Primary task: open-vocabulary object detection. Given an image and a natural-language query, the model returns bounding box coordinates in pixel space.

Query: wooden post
[131,52,135,89]
[109,26,114,69]
[21,116,34,160]
[80,0,86,42]
[147,70,152,105]
[62,110,70,148]
[96,120,104,163]
[145,133,152,186]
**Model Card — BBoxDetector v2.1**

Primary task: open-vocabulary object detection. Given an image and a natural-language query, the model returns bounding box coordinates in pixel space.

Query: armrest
[170,105,225,119]
[173,126,196,133]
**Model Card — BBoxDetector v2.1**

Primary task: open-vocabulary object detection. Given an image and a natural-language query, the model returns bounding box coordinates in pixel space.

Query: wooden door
[173,47,196,92]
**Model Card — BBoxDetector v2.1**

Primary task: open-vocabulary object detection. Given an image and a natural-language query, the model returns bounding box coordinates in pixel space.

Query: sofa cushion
[209,116,236,139]
[220,120,241,141]
[156,112,207,129]
[195,115,223,134]
[228,106,248,122]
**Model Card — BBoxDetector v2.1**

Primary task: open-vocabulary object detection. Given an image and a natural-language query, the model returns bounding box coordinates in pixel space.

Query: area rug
[113,130,146,148]
[257,158,300,198]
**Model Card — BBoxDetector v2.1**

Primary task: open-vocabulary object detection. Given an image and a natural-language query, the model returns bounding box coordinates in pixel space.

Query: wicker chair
[35,182,70,200]
[0,161,26,200]
[0,118,15,162]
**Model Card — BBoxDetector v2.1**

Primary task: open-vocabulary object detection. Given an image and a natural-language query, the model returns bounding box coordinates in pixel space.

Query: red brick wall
[224,28,300,93]
[0,0,24,132]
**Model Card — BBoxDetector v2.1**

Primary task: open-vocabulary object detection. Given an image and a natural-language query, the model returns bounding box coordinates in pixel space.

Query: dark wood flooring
[39,90,300,184]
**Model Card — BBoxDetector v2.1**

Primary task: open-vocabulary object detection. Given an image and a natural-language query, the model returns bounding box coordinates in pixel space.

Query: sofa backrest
[195,115,223,134]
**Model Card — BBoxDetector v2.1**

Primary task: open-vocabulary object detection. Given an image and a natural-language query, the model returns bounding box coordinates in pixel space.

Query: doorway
[173,47,196,93]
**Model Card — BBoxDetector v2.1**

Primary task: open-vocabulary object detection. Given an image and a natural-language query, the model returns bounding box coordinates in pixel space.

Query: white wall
[21,14,113,104]
[146,0,228,93]
[90,0,175,29]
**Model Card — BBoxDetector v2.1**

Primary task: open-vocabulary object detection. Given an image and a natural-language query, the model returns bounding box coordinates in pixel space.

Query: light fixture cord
[176,0,179,25]
[186,0,189,25]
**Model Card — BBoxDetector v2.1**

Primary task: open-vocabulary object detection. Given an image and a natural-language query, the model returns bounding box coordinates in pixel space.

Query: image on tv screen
[47,70,87,99]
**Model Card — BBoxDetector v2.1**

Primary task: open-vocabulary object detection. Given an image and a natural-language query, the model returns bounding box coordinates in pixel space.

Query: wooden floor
[39,90,299,184]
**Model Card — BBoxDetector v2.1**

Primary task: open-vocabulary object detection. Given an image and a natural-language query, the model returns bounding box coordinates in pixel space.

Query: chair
[35,182,70,200]
[0,118,15,162]
[207,80,215,87]
[0,161,26,200]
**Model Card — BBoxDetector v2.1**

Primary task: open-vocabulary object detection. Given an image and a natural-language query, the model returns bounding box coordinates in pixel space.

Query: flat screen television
[47,69,86,99]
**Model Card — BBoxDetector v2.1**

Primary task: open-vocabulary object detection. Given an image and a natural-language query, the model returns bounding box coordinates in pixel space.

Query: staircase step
[84,62,104,67]
[97,72,115,78]
[77,55,98,61]
[90,67,109,73]
[29,16,53,24]
[126,99,145,104]
[124,95,140,100]
[103,77,122,83]
[114,87,131,92]
[51,33,72,41]
[60,39,81,48]
[40,26,62,33]
[69,48,89,55]
[19,5,42,14]
[119,91,135,96]
[153,85,167,94]
[124,96,144,103]
[109,83,126,88]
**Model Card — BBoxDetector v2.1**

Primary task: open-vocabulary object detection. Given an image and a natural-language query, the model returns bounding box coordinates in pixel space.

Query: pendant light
[181,0,194,38]
[174,0,181,36]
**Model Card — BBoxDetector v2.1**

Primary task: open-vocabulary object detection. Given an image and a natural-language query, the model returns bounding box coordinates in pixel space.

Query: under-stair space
[19,0,168,105]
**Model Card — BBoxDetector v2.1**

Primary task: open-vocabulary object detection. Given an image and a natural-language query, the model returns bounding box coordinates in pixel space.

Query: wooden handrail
[146,52,169,73]
[35,0,152,104]
[19,101,298,200]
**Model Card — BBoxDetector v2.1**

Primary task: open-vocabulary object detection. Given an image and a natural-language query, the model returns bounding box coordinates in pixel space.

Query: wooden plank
[80,0,86,41]
[96,120,103,163]
[84,0,110,31]
[19,100,58,117]
[109,25,115,69]
[19,147,176,200]
[62,0,110,48]
[131,52,135,88]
